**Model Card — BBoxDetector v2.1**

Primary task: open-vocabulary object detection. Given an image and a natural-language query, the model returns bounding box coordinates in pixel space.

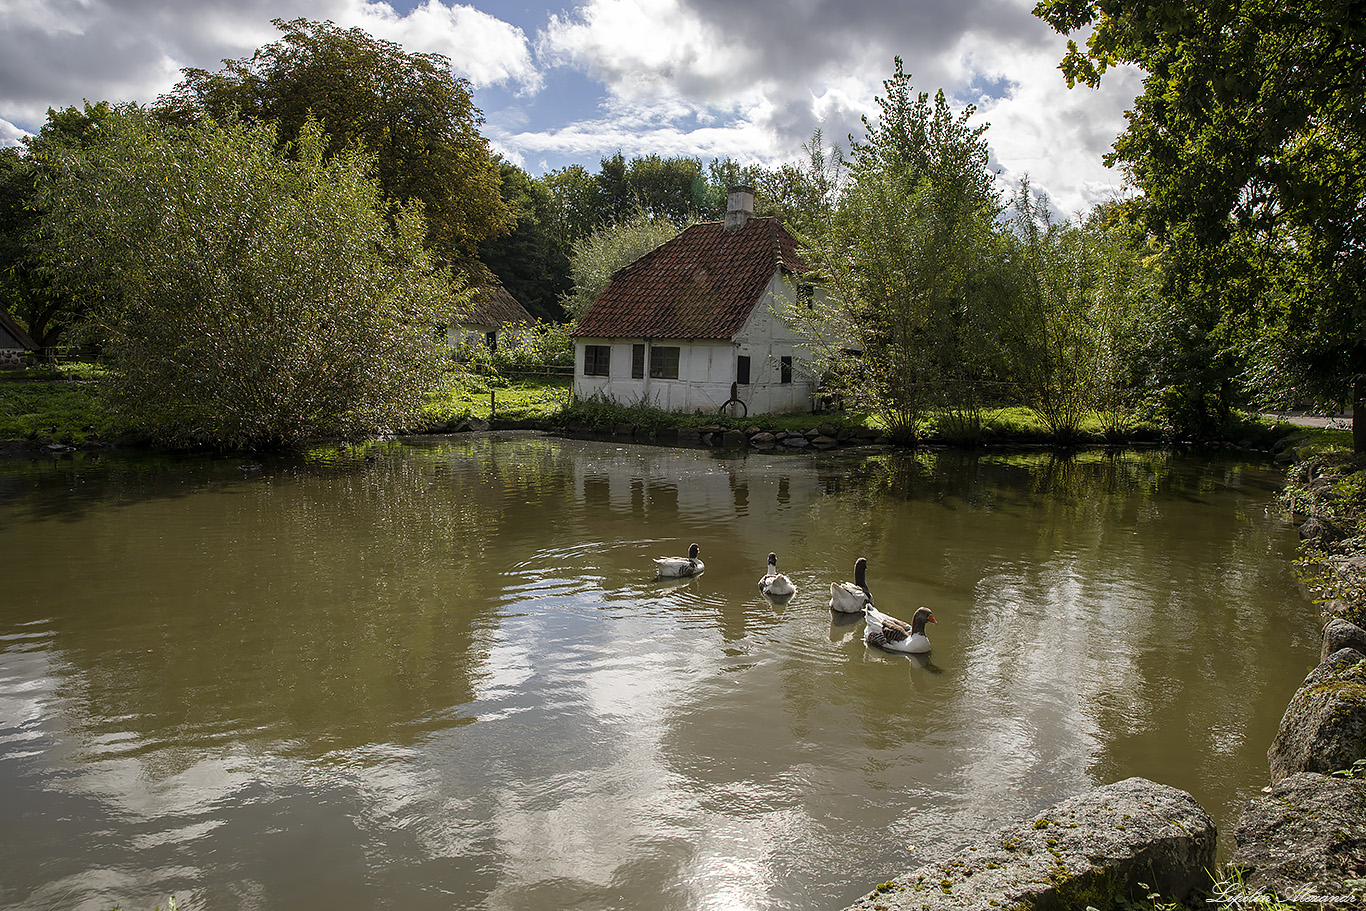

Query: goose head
[688,543,701,560]
[911,607,937,635]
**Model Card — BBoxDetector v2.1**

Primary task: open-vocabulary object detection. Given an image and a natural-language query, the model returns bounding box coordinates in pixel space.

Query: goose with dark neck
[655,543,704,578]
[865,605,936,654]
[829,557,874,613]
[758,552,796,598]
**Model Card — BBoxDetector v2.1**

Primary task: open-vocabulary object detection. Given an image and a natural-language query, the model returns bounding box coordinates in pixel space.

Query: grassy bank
[0,365,1319,453]
[0,364,117,447]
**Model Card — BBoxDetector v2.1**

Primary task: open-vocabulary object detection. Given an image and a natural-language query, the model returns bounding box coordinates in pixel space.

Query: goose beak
[928,614,937,624]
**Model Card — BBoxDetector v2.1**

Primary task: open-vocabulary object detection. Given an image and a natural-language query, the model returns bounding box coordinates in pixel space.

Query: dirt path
[1260,412,1353,430]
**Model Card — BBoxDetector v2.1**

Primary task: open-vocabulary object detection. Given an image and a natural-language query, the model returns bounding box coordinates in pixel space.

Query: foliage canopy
[35,106,463,448]
[0,102,117,348]
[161,17,513,265]
[1034,0,1366,445]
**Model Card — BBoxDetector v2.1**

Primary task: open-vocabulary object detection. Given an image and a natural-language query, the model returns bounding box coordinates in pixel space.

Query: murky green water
[0,434,1321,911]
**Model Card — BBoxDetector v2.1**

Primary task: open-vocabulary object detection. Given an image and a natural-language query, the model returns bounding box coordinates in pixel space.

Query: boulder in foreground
[1231,771,1366,902]
[844,777,1214,911]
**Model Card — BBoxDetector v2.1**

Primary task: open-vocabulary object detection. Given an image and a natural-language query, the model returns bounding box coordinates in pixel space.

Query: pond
[0,434,1322,911]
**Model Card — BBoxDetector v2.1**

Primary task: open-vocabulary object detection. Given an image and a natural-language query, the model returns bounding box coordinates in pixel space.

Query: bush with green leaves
[459,320,574,372]
[35,107,465,448]
[560,209,682,321]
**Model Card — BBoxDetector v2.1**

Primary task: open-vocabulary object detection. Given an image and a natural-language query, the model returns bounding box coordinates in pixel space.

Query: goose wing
[865,606,911,642]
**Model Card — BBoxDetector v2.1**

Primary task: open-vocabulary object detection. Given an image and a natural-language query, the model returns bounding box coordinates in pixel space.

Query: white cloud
[341,0,541,92]
[0,117,29,147]
[524,0,1134,214]
[0,1,541,136]
[964,35,1140,215]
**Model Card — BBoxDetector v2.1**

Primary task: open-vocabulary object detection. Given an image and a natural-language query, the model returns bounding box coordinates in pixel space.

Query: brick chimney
[724,185,755,232]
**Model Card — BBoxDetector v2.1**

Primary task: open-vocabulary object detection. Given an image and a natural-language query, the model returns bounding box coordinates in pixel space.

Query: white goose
[829,557,874,613]
[864,605,936,654]
[758,552,797,598]
[654,542,704,578]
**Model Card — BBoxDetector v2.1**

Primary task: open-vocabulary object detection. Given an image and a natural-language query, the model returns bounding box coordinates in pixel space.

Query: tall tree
[625,154,703,222]
[36,106,461,448]
[478,161,572,322]
[542,164,603,244]
[160,17,512,267]
[0,102,116,348]
[1035,0,1366,447]
[795,60,1004,443]
[1003,185,1157,438]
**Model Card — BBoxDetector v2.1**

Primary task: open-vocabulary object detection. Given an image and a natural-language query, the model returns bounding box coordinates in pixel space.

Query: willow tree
[795,59,1004,443]
[36,106,462,448]
[560,209,683,321]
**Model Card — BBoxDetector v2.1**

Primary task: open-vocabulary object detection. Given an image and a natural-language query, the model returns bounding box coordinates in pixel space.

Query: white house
[571,187,820,416]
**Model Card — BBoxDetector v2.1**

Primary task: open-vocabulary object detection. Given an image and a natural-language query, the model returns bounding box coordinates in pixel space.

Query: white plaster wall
[572,271,822,416]
[573,338,739,413]
[730,273,818,415]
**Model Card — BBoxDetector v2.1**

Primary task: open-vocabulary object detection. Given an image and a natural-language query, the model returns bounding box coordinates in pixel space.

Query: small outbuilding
[448,282,536,353]
[571,187,820,416]
[0,308,37,369]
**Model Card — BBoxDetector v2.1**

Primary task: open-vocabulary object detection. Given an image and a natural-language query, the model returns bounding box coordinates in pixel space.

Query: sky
[0,0,1144,217]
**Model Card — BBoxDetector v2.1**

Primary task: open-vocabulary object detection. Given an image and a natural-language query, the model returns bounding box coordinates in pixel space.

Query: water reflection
[0,436,1320,911]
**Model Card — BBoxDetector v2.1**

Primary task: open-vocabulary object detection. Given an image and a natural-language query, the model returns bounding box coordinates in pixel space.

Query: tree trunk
[1355,374,1365,454]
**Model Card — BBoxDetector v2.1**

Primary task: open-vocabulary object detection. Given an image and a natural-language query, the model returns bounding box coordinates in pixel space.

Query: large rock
[843,778,1215,911]
[1268,648,1366,783]
[1323,619,1366,663]
[1231,772,1366,901]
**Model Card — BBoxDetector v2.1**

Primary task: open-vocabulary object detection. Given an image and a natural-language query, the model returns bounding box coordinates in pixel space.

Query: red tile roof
[571,216,808,340]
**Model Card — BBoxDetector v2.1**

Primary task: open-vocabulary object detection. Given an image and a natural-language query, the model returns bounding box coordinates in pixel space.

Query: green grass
[419,371,573,426]
[0,366,1319,453]
[1272,423,1355,454]
[0,364,117,445]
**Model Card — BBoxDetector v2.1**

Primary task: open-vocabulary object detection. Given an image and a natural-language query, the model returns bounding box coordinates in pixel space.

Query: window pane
[780,356,792,384]
[584,345,610,376]
[737,355,751,385]
[632,344,645,379]
[649,346,680,379]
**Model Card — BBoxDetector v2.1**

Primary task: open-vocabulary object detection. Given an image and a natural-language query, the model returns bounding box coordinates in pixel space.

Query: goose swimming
[654,543,704,578]
[864,605,936,654]
[758,552,796,598]
[830,557,874,613]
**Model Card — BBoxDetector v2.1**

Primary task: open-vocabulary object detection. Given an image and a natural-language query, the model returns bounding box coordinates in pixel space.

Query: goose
[758,552,797,598]
[829,557,874,613]
[655,543,704,578]
[864,605,936,654]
